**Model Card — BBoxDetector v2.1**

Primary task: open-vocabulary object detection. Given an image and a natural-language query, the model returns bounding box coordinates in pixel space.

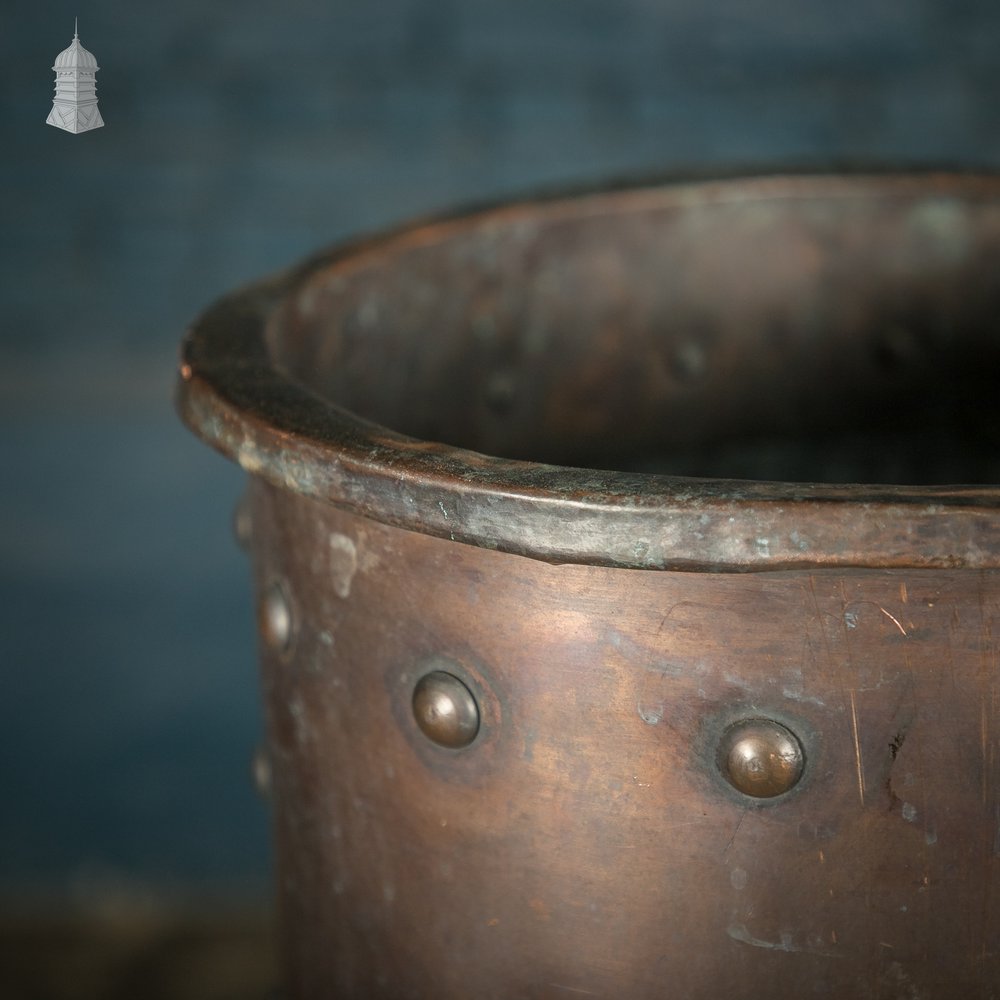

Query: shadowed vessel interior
[266,176,1000,485]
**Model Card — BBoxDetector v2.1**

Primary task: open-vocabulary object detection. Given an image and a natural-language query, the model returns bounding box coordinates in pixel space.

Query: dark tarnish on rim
[176,172,1000,572]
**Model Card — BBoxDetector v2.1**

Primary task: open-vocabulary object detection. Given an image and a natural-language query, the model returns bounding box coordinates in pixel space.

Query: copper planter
[178,173,1000,998]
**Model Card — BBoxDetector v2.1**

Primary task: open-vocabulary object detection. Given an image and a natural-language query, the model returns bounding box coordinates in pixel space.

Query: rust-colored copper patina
[178,173,1000,997]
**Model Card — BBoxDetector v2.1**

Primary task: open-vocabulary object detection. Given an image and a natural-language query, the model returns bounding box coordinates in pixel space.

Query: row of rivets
[255,573,805,796]
[256,564,481,748]
[411,678,807,796]
[236,494,269,801]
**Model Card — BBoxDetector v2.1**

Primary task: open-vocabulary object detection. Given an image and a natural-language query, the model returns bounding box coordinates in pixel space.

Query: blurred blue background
[2,0,1000,899]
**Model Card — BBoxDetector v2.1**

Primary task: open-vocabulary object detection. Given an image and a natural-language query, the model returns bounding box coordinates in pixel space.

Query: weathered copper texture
[178,173,1000,997]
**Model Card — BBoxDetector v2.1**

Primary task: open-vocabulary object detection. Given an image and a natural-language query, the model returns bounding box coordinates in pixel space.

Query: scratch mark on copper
[899,582,908,604]
[982,694,989,805]
[879,607,908,636]
[723,811,747,856]
[657,819,714,832]
[849,689,866,807]
[547,985,599,996]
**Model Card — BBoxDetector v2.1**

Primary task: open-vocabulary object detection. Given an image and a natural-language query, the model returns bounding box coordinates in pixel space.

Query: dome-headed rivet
[412,671,480,749]
[718,719,804,798]
[232,492,253,551]
[261,581,292,652]
[251,744,272,799]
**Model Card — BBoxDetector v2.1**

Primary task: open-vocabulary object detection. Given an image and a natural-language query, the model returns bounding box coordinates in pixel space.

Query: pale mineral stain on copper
[329,533,358,598]
[727,923,840,958]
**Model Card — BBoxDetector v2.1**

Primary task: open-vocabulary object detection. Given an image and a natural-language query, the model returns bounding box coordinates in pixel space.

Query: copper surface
[178,172,1000,997]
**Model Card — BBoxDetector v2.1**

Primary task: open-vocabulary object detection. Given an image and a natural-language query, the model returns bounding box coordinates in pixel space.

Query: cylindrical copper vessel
[178,173,1000,998]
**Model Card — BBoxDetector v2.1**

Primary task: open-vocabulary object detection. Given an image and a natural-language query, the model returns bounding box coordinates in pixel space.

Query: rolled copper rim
[176,171,1000,572]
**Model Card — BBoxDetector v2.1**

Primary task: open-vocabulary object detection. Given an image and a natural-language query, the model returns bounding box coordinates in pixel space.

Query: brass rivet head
[261,581,292,652]
[718,719,804,799]
[251,744,272,800]
[232,493,253,551]
[412,671,480,749]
